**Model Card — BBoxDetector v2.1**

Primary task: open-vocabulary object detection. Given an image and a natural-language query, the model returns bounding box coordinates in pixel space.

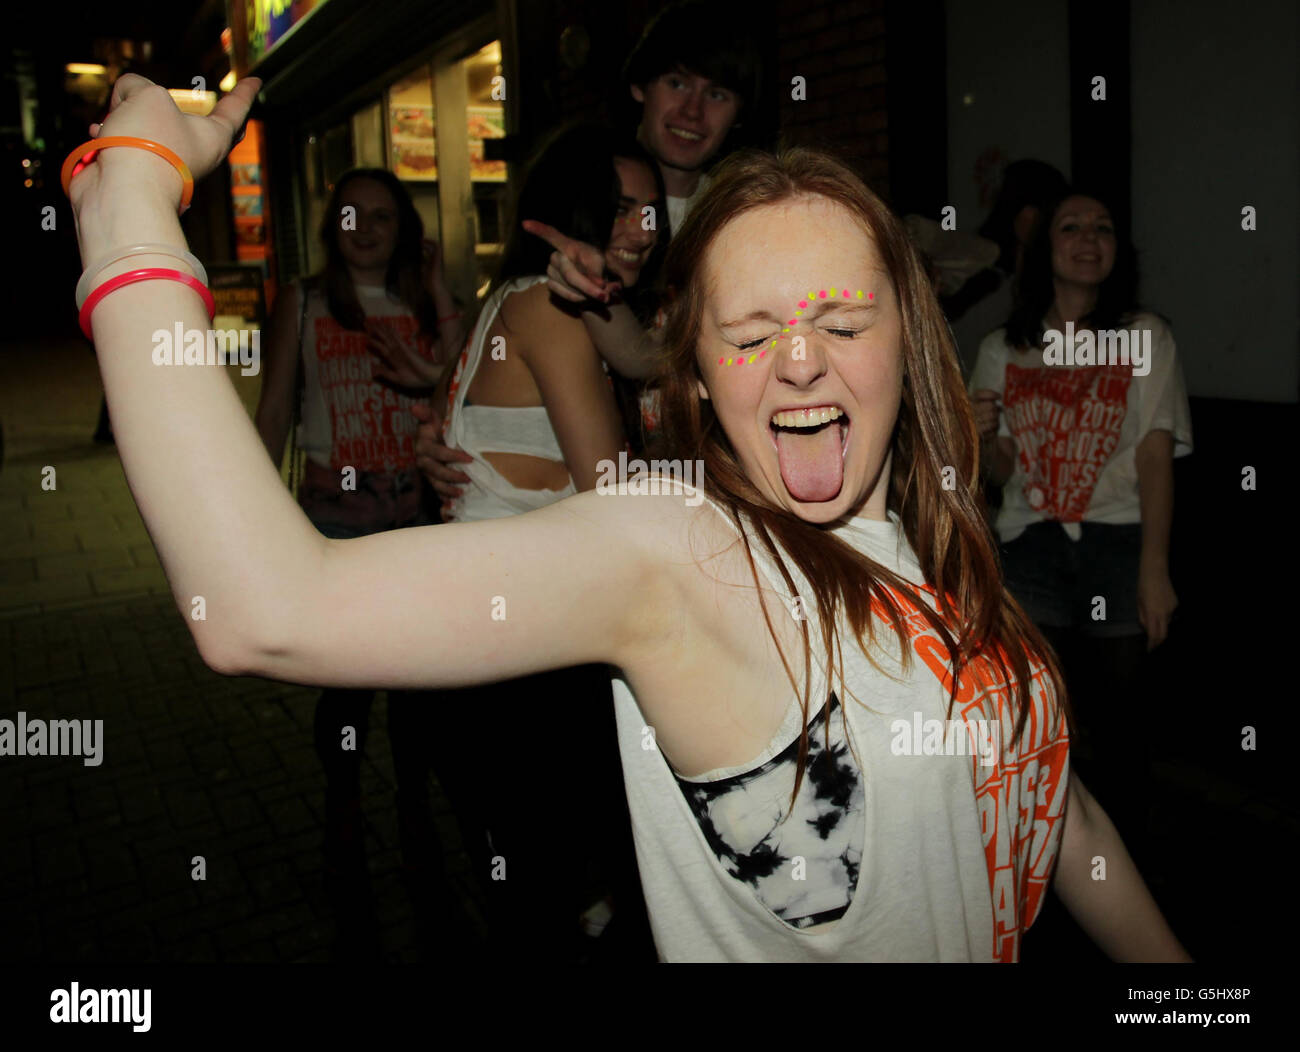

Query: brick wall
[774,0,889,195]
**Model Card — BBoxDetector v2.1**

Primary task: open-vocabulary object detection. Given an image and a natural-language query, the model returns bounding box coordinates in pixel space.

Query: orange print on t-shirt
[870,582,1071,962]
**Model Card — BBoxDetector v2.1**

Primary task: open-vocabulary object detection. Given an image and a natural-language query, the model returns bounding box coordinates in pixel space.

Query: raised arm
[72,75,651,689]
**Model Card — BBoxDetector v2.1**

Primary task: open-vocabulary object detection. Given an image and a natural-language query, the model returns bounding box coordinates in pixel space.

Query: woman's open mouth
[769,405,850,502]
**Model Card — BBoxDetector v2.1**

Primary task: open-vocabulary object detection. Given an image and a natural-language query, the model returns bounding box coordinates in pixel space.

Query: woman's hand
[521,219,619,304]
[410,404,473,517]
[367,322,441,389]
[971,388,1001,442]
[71,73,261,215]
[1137,566,1177,650]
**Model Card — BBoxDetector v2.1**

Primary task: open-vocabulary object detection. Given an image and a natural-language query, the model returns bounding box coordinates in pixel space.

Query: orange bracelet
[61,137,195,212]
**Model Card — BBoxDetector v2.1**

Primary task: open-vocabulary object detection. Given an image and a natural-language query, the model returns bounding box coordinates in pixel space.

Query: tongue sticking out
[775,422,844,502]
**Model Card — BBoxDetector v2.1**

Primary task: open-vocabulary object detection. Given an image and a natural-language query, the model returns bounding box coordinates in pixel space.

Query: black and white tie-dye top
[673,692,865,929]
[609,490,1071,962]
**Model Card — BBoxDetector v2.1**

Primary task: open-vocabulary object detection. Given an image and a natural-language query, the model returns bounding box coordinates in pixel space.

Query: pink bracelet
[79,267,216,340]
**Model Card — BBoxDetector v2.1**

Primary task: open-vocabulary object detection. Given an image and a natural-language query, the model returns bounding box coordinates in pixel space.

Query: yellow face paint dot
[748,354,757,364]
[726,358,733,366]
[782,327,790,333]
[829,287,836,296]
[794,310,802,316]
[856,289,864,298]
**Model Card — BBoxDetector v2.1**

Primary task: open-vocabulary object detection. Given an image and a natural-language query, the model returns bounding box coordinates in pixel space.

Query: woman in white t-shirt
[253,168,468,950]
[970,187,1193,855]
[74,73,1192,963]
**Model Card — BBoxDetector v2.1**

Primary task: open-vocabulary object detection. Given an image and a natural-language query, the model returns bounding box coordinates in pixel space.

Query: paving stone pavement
[1,337,489,963]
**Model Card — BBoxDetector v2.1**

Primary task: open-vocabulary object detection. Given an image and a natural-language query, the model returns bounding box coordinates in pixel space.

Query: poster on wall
[391,104,437,180]
[468,106,506,182]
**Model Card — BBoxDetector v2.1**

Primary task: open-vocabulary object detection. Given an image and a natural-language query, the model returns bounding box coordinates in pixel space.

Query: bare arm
[987,431,1019,486]
[1051,773,1192,961]
[518,291,628,491]
[578,300,663,381]
[252,281,301,467]
[1135,429,1177,648]
[72,75,653,689]
[425,238,464,366]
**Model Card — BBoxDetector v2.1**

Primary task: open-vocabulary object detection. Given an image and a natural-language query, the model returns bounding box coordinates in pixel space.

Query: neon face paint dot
[748,354,757,364]
[799,301,807,308]
[718,357,725,365]
[829,287,836,296]
[842,289,849,297]
[869,292,874,299]
[818,290,826,298]
[759,350,766,358]
[856,290,863,298]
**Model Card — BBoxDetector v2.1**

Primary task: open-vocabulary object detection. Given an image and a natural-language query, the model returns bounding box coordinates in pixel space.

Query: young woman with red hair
[67,75,1188,963]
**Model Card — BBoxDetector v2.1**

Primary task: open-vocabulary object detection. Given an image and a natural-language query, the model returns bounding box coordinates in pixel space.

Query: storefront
[227,0,518,309]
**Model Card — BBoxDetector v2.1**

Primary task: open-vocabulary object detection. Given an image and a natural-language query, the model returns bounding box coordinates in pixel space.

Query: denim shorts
[999,521,1143,637]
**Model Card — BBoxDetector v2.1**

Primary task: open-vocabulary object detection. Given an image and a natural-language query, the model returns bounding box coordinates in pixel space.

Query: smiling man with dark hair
[622,0,762,234]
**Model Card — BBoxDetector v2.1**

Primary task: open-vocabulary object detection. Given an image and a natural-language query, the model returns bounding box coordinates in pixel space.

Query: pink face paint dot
[868,292,874,299]
[818,290,826,298]
[842,289,849,297]
[759,350,766,358]
[718,357,724,365]
[798,301,807,308]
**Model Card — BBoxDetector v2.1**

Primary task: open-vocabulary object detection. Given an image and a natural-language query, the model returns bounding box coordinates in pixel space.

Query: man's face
[631,68,741,176]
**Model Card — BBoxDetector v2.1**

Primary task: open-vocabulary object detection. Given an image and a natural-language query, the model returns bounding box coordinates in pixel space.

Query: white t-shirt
[666,171,712,236]
[297,283,435,473]
[610,487,1071,962]
[969,311,1193,543]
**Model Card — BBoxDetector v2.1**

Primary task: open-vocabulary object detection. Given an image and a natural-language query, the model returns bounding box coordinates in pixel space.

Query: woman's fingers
[521,219,567,252]
[524,221,609,301]
[545,263,589,303]
[207,77,261,142]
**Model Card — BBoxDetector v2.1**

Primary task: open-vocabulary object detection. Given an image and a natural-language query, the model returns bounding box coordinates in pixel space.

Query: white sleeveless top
[610,485,1072,962]
[443,275,576,522]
